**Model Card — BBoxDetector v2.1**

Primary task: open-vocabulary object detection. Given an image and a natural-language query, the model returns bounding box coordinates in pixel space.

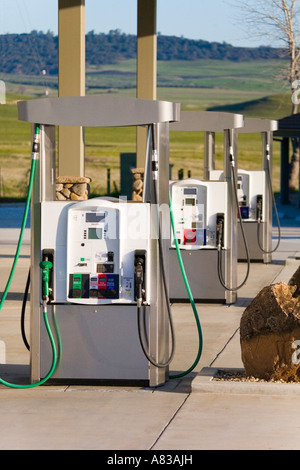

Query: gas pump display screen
[88,228,103,239]
[184,188,197,195]
[85,212,105,223]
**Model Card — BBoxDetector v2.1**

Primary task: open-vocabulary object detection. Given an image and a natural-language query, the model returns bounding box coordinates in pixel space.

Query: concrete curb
[272,257,300,284]
[193,367,300,396]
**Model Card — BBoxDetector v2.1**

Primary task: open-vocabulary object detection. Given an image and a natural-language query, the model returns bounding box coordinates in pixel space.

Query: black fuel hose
[257,155,281,254]
[217,145,250,292]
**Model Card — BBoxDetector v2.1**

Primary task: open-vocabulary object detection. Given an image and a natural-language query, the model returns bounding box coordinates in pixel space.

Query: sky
[0,0,267,47]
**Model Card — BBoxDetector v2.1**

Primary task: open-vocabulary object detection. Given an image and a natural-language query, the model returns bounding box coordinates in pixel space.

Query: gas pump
[209,118,279,262]
[16,95,182,387]
[169,111,245,304]
[169,178,228,301]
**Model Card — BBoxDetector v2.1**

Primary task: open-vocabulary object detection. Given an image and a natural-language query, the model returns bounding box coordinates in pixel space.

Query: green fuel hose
[169,190,203,379]
[0,304,57,389]
[0,124,58,389]
[141,124,203,379]
[0,164,36,312]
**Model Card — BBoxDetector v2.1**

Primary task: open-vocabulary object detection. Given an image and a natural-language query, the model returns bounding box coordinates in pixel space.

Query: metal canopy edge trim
[17,96,181,126]
[169,110,244,132]
[238,117,278,133]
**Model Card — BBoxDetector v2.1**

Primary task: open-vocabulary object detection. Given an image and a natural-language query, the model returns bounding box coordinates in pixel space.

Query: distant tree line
[0,29,285,76]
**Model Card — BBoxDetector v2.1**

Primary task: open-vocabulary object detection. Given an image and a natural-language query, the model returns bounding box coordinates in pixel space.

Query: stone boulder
[289,265,300,297]
[240,268,300,381]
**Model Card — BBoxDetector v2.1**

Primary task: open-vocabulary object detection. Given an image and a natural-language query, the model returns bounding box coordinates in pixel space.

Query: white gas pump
[209,118,279,262]
[237,169,265,221]
[169,111,245,304]
[169,177,243,301]
[17,96,182,387]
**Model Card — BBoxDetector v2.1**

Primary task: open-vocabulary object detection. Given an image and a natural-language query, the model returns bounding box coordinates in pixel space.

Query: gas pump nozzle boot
[134,257,145,308]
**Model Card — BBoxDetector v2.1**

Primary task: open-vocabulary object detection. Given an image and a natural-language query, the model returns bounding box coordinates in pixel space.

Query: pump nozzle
[40,260,53,301]
[216,213,224,251]
[32,124,40,160]
[266,143,270,161]
[256,195,263,223]
[216,223,223,251]
[134,257,144,308]
[229,145,235,167]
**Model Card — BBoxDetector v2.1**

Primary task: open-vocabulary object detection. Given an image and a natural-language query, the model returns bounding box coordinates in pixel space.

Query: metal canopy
[238,117,278,133]
[170,110,244,132]
[18,96,180,127]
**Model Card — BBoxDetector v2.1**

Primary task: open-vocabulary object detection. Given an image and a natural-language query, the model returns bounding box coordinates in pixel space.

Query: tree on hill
[234,0,300,191]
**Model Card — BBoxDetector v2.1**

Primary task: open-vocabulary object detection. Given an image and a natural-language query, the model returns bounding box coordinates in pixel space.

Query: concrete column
[136,0,157,168]
[58,0,85,176]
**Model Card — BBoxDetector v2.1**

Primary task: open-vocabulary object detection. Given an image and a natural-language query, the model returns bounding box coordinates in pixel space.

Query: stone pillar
[58,0,85,177]
[56,176,91,200]
[131,168,144,201]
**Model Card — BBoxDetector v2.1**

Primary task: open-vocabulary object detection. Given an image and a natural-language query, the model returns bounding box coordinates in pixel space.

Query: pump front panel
[41,199,151,305]
[38,199,155,384]
[67,205,121,303]
[210,169,266,222]
[170,179,228,250]
[210,168,271,262]
[169,179,229,302]
[170,183,207,248]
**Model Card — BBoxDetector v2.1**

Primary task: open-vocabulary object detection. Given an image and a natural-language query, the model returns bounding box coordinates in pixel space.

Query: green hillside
[0,58,293,198]
[208,93,293,119]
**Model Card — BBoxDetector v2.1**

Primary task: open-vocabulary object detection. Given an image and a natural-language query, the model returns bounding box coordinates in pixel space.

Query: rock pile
[56,176,91,201]
[131,168,144,201]
[240,265,300,381]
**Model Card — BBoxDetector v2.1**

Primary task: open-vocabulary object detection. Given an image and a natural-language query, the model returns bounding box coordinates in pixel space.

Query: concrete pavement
[0,197,299,451]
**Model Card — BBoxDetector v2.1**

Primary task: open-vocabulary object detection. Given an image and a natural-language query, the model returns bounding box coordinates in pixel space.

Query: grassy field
[0,59,293,198]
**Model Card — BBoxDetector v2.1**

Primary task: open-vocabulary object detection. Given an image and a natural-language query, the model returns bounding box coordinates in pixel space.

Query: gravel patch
[213,369,299,384]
